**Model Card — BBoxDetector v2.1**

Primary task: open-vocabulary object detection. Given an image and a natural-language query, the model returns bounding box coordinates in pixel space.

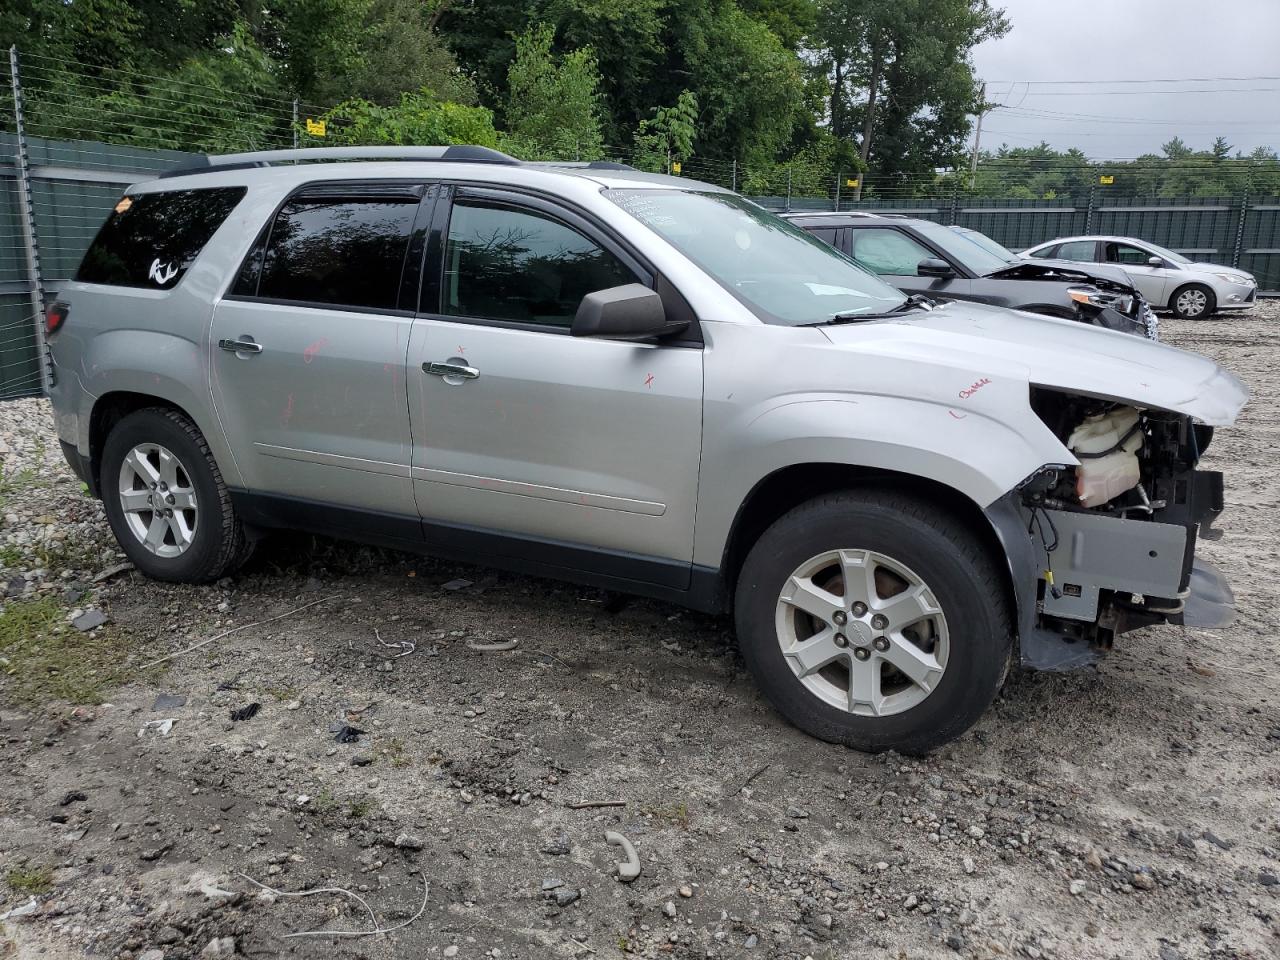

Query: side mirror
[917,257,954,278]
[1147,255,1164,267]
[572,284,688,341]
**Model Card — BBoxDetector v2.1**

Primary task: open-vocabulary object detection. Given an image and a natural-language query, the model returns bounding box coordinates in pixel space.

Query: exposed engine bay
[1015,388,1229,656]
[992,262,1159,339]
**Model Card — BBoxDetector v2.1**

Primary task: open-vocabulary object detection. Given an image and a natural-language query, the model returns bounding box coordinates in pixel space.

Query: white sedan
[1020,235,1257,320]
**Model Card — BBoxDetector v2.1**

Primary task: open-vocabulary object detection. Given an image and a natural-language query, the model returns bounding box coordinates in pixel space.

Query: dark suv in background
[784,212,1155,337]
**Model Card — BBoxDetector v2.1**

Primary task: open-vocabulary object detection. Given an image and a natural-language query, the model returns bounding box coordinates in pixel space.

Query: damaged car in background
[48,149,1246,754]
[784,212,1158,338]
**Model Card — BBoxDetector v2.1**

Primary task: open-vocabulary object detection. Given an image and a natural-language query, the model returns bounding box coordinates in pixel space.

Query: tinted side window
[442,200,637,327]
[851,228,934,276]
[257,196,418,310]
[77,187,246,288]
[1055,240,1097,262]
[807,227,837,247]
[1028,244,1059,259]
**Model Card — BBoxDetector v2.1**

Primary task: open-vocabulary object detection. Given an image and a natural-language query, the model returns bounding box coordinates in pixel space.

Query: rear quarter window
[76,186,247,289]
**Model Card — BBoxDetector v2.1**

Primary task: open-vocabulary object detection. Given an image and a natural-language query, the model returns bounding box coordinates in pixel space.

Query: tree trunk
[859,43,882,167]
[831,57,845,139]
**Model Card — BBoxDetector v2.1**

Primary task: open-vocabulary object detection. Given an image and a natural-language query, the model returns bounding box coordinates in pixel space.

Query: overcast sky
[970,0,1280,159]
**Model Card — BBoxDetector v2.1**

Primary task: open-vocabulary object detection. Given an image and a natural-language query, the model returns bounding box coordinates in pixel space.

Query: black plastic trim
[220,295,415,318]
[227,490,726,613]
[59,440,97,497]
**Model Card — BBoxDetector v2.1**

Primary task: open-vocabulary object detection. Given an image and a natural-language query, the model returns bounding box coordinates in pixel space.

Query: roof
[146,145,728,195]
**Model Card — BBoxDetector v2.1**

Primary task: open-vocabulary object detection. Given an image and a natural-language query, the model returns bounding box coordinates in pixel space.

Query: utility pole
[969,81,987,189]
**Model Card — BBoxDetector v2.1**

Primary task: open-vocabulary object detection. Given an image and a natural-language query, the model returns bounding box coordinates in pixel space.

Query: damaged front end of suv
[987,388,1240,670]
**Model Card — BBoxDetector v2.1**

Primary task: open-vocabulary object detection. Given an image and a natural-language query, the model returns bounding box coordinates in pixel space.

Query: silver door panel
[209,299,416,514]
[408,318,701,563]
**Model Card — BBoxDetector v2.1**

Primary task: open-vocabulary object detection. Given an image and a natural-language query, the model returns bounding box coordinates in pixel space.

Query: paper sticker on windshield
[148,258,179,286]
[805,283,863,297]
[114,196,133,214]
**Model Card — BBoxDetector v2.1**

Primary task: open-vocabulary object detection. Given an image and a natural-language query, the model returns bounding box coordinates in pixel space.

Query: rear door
[407,186,703,583]
[209,182,433,521]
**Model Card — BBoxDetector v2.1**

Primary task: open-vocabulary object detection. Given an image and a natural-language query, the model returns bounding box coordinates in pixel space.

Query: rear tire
[1171,283,1215,320]
[101,407,253,583]
[734,490,1012,754]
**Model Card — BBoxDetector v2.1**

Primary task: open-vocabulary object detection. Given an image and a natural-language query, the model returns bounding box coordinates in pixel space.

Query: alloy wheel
[774,549,949,717]
[1176,288,1208,317]
[118,442,199,558]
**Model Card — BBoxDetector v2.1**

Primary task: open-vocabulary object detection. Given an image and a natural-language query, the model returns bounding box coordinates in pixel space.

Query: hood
[987,258,1137,292]
[1183,260,1255,282]
[818,301,1248,426]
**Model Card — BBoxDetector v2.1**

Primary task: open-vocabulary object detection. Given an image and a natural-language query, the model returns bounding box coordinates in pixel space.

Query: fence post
[9,46,50,396]
[785,166,792,211]
[291,98,298,149]
[834,171,841,212]
[1084,185,1096,235]
[949,179,959,226]
[731,159,736,193]
[1231,166,1253,270]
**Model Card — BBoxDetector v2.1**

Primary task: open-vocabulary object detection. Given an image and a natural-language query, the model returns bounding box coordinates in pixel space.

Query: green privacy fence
[2,133,1278,399]
[0,130,196,399]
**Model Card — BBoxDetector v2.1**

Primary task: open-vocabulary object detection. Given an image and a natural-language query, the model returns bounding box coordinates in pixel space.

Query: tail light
[45,302,68,336]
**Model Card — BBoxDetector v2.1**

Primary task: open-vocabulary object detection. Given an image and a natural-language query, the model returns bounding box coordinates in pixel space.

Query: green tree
[314,87,498,147]
[814,0,1008,180]
[25,21,288,151]
[267,0,476,107]
[501,23,605,160]
[634,90,698,172]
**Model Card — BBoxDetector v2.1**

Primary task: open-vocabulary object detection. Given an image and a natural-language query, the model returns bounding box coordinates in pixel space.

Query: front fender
[691,392,1069,569]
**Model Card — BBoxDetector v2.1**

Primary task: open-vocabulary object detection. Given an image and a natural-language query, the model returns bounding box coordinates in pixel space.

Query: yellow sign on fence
[671,161,682,174]
[846,178,860,188]
[305,118,327,137]
[1099,175,1115,185]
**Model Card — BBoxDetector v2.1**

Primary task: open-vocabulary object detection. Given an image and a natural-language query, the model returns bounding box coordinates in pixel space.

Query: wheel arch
[1017,303,1076,320]
[1169,279,1215,314]
[714,463,1016,622]
[87,390,237,496]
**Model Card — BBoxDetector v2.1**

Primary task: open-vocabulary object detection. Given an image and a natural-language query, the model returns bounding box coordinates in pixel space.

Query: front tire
[734,490,1012,754]
[101,407,252,583]
[1171,283,1215,320]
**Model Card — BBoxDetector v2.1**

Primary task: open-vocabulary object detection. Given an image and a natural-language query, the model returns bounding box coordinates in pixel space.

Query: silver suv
[47,146,1247,753]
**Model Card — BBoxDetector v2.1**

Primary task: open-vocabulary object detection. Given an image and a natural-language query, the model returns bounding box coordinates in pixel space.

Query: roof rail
[530,160,637,171]
[159,145,520,179]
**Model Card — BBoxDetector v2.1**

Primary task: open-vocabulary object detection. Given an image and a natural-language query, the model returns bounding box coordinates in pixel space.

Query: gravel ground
[1,303,1278,960]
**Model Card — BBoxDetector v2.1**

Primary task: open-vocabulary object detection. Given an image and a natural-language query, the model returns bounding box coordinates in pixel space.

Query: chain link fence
[2,47,1278,399]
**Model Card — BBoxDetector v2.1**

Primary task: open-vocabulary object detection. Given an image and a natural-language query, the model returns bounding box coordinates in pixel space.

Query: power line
[984,75,1280,86]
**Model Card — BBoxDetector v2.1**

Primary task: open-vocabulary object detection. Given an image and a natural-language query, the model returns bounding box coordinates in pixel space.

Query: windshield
[605,189,906,325]
[906,220,1012,275]
[1141,241,1192,264]
[948,226,1020,265]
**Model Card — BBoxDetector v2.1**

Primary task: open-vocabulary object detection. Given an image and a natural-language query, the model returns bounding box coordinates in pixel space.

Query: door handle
[424,359,480,380]
[218,337,262,354]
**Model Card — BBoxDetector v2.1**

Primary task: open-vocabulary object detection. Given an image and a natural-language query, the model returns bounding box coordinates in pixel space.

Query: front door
[1101,241,1170,306]
[209,182,431,520]
[850,227,973,300]
[407,187,703,584]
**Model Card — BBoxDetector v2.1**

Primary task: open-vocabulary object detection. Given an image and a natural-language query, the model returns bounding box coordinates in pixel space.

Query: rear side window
[1055,240,1098,262]
[77,187,246,288]
[254,195,418,310]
